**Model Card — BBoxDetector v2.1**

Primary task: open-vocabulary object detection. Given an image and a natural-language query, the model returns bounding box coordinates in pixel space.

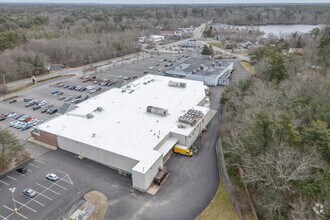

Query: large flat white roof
[37,75,208,173]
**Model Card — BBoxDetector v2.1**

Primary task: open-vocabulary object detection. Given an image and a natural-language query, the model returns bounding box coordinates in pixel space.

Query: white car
[38,100,47,106]
[118,75,123,79]
[6,112,17,118]
[46,173,59,181]
[148,66,154,70]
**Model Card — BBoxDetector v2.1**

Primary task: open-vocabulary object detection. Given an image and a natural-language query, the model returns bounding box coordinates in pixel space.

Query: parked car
[47,108,58,115]
[74,95,82,99]
[99,81,108,86]
[9,99,17,103]
[89,89,97,94]
[25,102,34,107]
[0,114,6,121]
[64,96,72,102]
[58,96,65,100]
[51,90,59,94]
[69,85,76,90]
[64,85,70,89]
[16,167,27,174]
[15,114,24,120]
[57,91,64,95]
[79,87,87,92]
[23,97,33,102]
[17,115,29,122]
[86,86,95,90]
[33,105,41,110]
[41,105,53,113]
[22,188,37,198]
[82,78,90,83]
[38,100,47,106]
[58,83,65,87]
[6,112,17,118]
[21,123,33,131]
[144,71,148,74]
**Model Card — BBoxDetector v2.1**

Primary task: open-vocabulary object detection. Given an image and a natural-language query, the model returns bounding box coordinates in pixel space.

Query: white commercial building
[164,56,234,86]
[32,75,215,192]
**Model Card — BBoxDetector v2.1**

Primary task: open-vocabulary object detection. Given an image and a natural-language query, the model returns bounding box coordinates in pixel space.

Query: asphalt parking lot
[0,50,196,141]
[0,158,74,220]
[0,50,248,220]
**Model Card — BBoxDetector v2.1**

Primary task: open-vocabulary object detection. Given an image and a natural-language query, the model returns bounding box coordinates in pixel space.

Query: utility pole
[89,56,92,67]
[9,188,17,213]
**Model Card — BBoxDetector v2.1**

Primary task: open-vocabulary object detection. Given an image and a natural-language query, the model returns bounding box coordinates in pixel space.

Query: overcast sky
[0,0,329,4]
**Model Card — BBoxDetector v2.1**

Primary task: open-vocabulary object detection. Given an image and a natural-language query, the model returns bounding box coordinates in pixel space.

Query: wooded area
[0,4,329,82]
[221,27,329,219]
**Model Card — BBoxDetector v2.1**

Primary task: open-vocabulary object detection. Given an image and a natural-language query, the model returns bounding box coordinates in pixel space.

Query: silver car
[22,188,37,198]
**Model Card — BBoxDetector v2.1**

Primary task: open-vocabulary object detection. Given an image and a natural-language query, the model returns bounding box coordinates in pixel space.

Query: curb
[0,157,34,176]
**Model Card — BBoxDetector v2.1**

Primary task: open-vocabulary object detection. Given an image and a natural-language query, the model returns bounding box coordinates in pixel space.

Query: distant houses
[139,35,165,44]
[139,27,195,44]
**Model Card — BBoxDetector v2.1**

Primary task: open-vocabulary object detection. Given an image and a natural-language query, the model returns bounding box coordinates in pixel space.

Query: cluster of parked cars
[8,114,44,130]
[118,75,138,80]
[15,168,59,198]
[0,112,17,121]
[65,94,90,104]
[23,98,58,115]
[57,81,104,94]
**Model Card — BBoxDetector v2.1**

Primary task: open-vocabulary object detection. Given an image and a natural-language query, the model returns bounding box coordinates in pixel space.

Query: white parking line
[2,205,12,212]
[21,194,45,206]
[15,211,28,220]
[56,169,67,175]
[4,207,28,220]
[15,172,25,176]
[13,199,37,212]
[49,181,67,190]
[36,183,60,195]
[35,190,53,201]
[6,175,17,181]
[27,169,32,172]
[0,214,8,220]
[0,180,9,186]
[28,163,39,168]
[34,159,45,164]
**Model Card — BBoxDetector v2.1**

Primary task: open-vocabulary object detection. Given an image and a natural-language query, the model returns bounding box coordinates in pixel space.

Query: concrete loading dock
[31,75,215,192]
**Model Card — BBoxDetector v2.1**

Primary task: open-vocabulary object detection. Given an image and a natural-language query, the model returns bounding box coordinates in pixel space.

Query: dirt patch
[240,61,256,76]
[84,190,108,220]
[197,181,239,220]
[0,153,31,175]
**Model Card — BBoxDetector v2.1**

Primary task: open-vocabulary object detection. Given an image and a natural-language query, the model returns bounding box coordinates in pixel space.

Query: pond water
[256,24,324,37]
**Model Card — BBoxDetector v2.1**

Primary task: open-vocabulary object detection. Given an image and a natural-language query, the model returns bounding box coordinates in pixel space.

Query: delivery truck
[173,145,193,157]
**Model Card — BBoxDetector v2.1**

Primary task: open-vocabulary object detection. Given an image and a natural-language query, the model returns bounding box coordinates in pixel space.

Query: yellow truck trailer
[173,145,193,157]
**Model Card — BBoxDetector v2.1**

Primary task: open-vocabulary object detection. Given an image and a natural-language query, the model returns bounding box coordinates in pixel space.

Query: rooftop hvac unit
[86,113,94,119]
[147,106,168,116]
[95,107,104,112]
[168,80,186,88]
